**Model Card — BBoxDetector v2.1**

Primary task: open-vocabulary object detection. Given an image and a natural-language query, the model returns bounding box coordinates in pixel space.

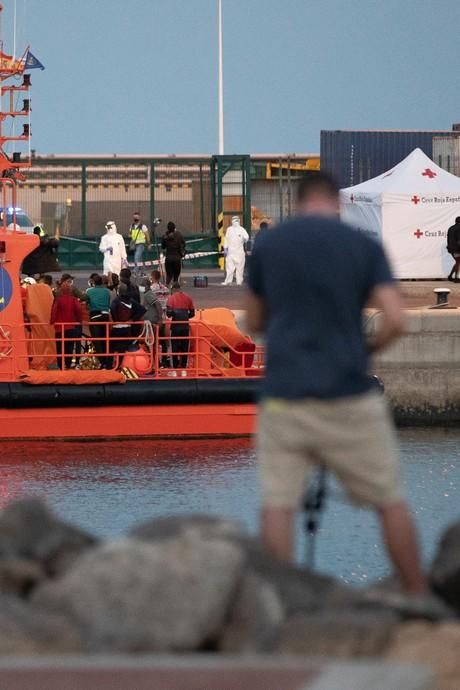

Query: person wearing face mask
[222,216,249,286]
[128,212,150,276]
[99,221,127,277]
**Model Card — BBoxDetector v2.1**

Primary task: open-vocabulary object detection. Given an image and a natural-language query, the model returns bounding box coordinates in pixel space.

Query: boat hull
[0,402,257,440]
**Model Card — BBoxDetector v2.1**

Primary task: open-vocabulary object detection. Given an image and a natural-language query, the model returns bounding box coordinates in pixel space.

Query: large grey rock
[0,558,45,597]
[0,595,81,654]
[0,499,97,576]
[431,520,460,612]
[275,610,399,657]
[218,571,284,653]
[33,535,245,652]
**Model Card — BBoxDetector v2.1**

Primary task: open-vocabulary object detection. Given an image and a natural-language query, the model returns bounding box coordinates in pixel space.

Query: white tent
[340,148,460,279]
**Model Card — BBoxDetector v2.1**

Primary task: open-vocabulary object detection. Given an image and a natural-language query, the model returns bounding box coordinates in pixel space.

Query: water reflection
[0,429,459,586]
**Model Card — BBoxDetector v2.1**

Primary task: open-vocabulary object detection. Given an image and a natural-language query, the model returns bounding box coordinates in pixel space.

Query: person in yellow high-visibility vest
[128,211,150,276]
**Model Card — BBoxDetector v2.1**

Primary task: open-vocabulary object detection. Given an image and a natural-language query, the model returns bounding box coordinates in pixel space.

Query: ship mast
[0,2,32,230]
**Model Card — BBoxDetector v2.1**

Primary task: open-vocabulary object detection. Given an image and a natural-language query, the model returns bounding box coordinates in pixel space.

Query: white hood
[105,221,117,235]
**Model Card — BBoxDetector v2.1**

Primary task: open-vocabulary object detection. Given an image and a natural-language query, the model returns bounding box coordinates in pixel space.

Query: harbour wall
[370,309,460,425]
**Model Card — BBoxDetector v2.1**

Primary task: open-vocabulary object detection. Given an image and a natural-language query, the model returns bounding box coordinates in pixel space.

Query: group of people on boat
[20,268,195,374]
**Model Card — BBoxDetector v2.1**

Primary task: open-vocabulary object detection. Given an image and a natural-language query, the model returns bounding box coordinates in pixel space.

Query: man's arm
[367,283,405,354]
[245,291,266,335]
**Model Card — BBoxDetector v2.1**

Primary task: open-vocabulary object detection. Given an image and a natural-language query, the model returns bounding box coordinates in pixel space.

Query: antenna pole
[218,0,224,155]
[13,0,16,57]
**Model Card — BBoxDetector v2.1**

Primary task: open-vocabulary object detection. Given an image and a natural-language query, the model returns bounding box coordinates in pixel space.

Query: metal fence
[20,156,214,239]
[16,154,320,268]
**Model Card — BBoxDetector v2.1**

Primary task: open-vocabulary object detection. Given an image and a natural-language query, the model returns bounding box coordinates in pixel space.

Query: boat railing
[0,320,265,382]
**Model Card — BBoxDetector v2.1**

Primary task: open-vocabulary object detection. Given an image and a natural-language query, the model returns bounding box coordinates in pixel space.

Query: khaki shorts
[258,391,401,509]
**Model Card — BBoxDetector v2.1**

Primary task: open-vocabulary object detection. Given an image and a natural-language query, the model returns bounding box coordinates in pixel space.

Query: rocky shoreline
[1,499,460,688]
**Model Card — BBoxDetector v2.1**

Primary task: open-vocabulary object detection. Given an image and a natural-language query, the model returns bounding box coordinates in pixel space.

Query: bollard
[433,288,450,307]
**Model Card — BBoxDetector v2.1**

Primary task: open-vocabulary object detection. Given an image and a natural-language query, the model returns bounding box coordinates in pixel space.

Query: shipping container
[433,135,460,177]
[321,129,455,189]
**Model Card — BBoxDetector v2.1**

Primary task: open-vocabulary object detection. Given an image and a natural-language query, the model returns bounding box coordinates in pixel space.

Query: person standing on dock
[222,216,249,286]
[247,171,428,595]
[99,221,127,278]
[447,216,460,282]
[128,211,150,276]
[161,222,186,286]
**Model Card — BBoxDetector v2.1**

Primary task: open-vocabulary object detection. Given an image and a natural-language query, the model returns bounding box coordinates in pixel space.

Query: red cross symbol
[414,229,423,239]
[422,168,437,179]
[411,195,420,205]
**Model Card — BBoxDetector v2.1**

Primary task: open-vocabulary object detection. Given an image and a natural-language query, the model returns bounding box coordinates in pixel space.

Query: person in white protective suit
[222,216,249,286]
[99,221,127,277]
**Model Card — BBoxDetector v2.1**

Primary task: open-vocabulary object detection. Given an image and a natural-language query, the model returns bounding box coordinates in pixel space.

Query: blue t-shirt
[248,215,393,400]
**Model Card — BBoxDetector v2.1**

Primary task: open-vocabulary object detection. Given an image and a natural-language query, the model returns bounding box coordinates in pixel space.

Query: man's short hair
[296,171,340,203]
[120,268,131,282]
[151,270,161,281]
[93,274,103,286]
[456,217,460,224]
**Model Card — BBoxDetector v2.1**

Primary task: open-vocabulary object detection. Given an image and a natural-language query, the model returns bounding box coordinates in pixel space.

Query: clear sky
[6,0,460,155]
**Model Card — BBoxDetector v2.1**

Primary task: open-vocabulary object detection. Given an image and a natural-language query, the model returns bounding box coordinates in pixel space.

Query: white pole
[218,0,224,155]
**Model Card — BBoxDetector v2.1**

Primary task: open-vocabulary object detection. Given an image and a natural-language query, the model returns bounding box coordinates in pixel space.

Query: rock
[241,539,361,615]
[0,595,81,654]
[276,609,398,657]
[386,621,460,690]
[0,498,97,576]
[218,571,284,653]
[133,518,357,615]
[130,514,244,543]
[431,520,460,611]
[0,559,45,597]
[33,535,245,652]
[361,587,454,622]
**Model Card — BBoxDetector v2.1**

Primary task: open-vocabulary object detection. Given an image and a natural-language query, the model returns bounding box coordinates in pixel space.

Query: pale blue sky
[7,0,460,154]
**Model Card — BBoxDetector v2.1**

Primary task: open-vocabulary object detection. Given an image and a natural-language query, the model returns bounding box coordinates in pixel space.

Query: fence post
[243,156,251,233]
[199,163,205,232]
[81,162,87,237]
[149,161,155,232]
[278,157,284,222]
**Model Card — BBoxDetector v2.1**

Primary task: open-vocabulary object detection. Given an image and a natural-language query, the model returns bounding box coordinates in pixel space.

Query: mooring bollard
[433,288,450,307]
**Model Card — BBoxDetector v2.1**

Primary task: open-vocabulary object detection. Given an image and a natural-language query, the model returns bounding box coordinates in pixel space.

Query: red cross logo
[411,195,420,205]
[414,229,423,239]
[422,168,437,179]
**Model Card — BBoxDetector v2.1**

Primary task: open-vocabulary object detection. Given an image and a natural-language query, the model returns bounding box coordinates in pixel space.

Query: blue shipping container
[321,130,455,189]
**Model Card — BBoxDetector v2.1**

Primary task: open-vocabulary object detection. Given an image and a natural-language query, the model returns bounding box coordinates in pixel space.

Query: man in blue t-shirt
[247,171,426,594]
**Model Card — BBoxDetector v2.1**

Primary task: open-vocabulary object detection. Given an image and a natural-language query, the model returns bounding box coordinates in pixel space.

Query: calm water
[0,429,459,586]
